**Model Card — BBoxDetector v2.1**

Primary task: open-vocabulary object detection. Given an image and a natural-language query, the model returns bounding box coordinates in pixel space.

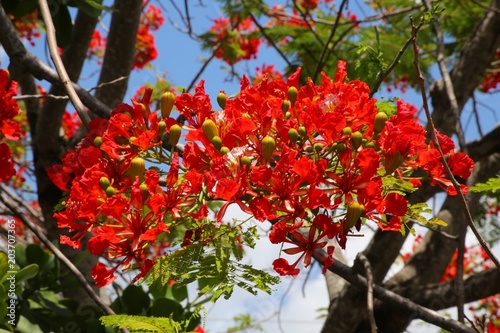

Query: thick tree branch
[411,268,500,311]
[430,0,500,136]
[94,0,143,108]
[314,250,475,333]
[0,4,111,119]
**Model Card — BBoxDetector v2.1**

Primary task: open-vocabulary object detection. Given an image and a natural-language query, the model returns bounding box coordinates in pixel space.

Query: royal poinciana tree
[0,0,500,332]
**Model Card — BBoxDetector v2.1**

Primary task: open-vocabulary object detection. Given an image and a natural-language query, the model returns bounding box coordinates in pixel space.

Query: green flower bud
[288,128,299,142]
[211,136,222,150]
[288,86,298,105]
[342,127,352,135]
[241,156,252,166]
[202,119,219,141]
[169,124,182,147]
[99,177,110,191]
[352,131,363,150]
[298,126,307,137]
[94,136,103,147]
[220,146,230,155]
[282,100,290,113]
[129,157,145,182]
[262,135,276,162]
[160,91,175,119]
[374,112,388,133]
[105,186,117,197]
[217,91,227,109]
[345,201,365,229]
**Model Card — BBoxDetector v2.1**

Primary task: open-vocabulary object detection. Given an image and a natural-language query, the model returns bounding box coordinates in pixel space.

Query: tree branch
[37,0,91,128]
[314,250,475,333]
[0,184,114,316]
[0,4,111,119]
[93,0,143,108]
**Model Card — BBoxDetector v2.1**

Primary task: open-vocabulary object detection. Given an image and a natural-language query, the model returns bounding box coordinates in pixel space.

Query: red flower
[91,263,118,288]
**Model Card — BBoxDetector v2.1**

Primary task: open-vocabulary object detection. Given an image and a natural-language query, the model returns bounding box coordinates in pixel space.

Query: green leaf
[13,264,39,284]
[52,5,73,48]
[470,177,500,195]
[0,253,8,280]
[149,298,183,320]
[100,314,182,333]
[122,285,150,315]
[26,244,50,269]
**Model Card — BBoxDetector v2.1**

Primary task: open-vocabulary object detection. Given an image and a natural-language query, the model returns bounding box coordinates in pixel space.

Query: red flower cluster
[8,9,40,46]
[87,30,106,64]
[480,49,500,93]
[210,16,261,65]
[133,3,164,69]
[61,110,82,139]
[0,70,21,183]
[439,245,495,283]
[253,64,284,84]
[51,61,474,284]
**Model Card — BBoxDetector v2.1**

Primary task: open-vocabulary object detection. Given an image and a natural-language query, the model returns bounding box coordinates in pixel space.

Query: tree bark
[94,0,143,108]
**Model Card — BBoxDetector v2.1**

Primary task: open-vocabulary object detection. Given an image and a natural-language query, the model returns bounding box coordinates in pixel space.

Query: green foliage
[101,314,183,333]
[382,176,419,196]
[227,313,263,333]
[145,223,279,303]
[406,202,447,231]
[375,99,398,116]
[470,177,500,195]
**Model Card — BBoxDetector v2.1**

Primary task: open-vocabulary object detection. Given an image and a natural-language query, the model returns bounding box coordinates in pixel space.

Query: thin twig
[355,253,377,333]
[409,17,500,272]
[248,11,294,69]
[419,19,467,308]
[13,76,128,101]
[370,33,414,96]
[313,0,348,82]
[37,0,91,129]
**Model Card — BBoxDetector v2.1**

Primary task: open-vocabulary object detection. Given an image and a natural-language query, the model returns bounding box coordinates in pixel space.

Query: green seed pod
[220,146,230,155]
[202,119,219,141]
[374,112,388,133]
[105,186,117,197]
[261,135,276,162]
[288,128,299,142]
[351,131,363,150]
[217,91,227,109]
[160,91,175,119]
[169,124,182,147]
[211,136,222,150]
[288,86,298,105]
[99,177,110,191]
[94,136,103,147]
[345,201,365,229]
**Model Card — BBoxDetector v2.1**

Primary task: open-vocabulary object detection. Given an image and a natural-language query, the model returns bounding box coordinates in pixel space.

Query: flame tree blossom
[49,61,474,284]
